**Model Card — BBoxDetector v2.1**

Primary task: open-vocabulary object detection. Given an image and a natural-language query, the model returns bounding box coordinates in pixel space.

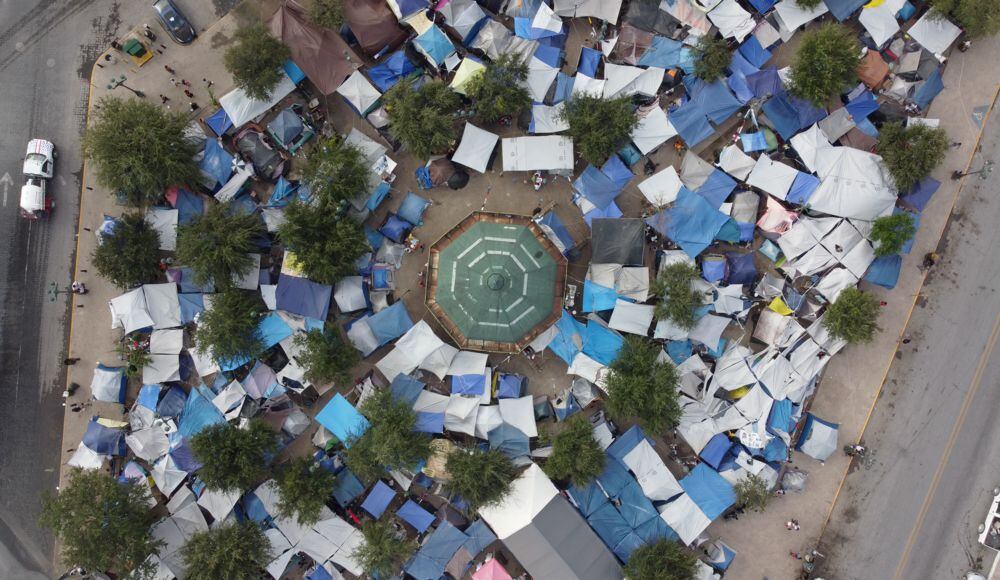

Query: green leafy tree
[176,202,264,288]
[344,389,432,483]
[293,328,359,387]
[543,415,606,486]
[117,336,152,379]
[931,0,1000,37]
[190,419,278,492]
[309,0,344,29]
[605,337,682,434]
[870,213,916,257]
[734,473,770,513]
[794,0,823,8]
[384,79,460,160]
[560,94,638,165]
[275,457,337,525]
[181,522,272,580]
[466,53,532,123]
[83,97,199,206]
[692,35,732,82]
[92,212,161,288]
[301,137,371,207]
[446,447,518,509]
[877,122,949,192]
[194,289,264,363]
[353,519,416,577]
[651,262,702,330]
[224,25,291,101]
[823,287,881,344]
[278,203,369,285]
[624,540,699,580]
[40,469,162,577]
[789,23,861,106]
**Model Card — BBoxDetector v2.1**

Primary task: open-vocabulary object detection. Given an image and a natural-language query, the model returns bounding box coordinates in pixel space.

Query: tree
[384,79,460,160]
[224,25,291,101]
[789,23,860,106]
[877,122,949,192]
[293,328,359,386]
[278,203,369,285]
[309,0,344,29]
[734,473,770,512]
[275,457,337,526]
[651,262,703,330]
[194,289,264,363]
[446,447,518,509]
[466,53,532,124]
[190,419,278,492]
[543,415,606,486]
[181,522,272,580]
[301,137,371,207]
[870,213,916,257]
[176,202,264,288]
[931,0,1000,37]
[692,35,731,82]
[794,0,823,8]
[82,97,199,206]
[92,213,161,288]
[40,469,162,576]
[344,389,432,483]
[605,337,683,434]
[623,540,699,580]
[353,519,416,577]
[117,334,152,379]
[560,94,638,165]
[822,287,881,344]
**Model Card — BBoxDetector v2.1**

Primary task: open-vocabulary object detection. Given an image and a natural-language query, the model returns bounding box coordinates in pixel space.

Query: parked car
[152,0,196,44]
[20,177,51,220]
[23,139,55,179]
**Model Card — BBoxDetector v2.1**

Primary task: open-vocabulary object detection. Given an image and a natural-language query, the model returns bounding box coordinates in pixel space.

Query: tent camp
[268,1,359,94]
[591,219,645,265]
[659,463,736,545]
[809,147,897,220]
[220,73,298,128]
[343,0,407,57]
[452,123,500,173]
[336,71,381,117]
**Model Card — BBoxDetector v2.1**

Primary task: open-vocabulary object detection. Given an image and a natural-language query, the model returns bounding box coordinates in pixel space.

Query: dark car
[152,0,196,44]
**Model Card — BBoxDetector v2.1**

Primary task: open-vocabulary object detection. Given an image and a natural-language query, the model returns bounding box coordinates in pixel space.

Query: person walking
[180,79,192,87]
[183,89,194,98]
[169,77,178,86]
[189,101,199,112]
[164,64,176,74]
[159,94,170,104]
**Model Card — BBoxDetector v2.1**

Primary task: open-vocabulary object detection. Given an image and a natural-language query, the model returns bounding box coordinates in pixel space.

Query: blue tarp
[553,391,580,421]
[865,254,902,289]
[406,522,469,580]
[538,210,574,254]
[669,100,715,147]
[578,47,602,77]
[315,394,369,446]
[497,374,523,399]
[700,434,732,469]
[515,16,563,40]
[728,72,754,104]
[702,257,727,283]
[82,420,125,456]
[548,310,585,364]
[856,116,880,137]
[534,41,563,67]
[728,51,759,79]
[390,374,425,406]
[275,274,331,320]
[568,480,610,517]
[574,165,623,210]
[787,172,820,205]
[747,0,778,12]
[845,90,878,120]
[662,188,732,258]
[379,213,411,243]
[726,252,757,285]
[415,411,445,434]
[552,72,574,104]
[741,132,769,152]
[138,384,160,411]
[398,191,431,226]
[266,177,299,208]
[583,320,624,366]
[451,374,486,396]
[666,340,693,364]
[366,301,414,346]
[696,170,737,208]
[583,200,623,227]
[762,92,827,140]
[690,79,742,125]
[914,69,944,111]
[635,514,677,543]
[607,425,649,469]
[601,154,633,190]
[900,177,940,212]
[178,293,204,324]
[638,36,685,69]
[582,280,619,313]
[361,480,396,518]
[205,108,233,137]
[244,491,272,523]
[746,67,782,99]
[463,520,497,556]
[680,463,736,520]
[825,0,866,20]
[200,139,234,187]
[738,36,772,68]
[368,50,418,92]
[415,25,454,65]
[366,182,391,211]
[900,210,920,254]
[169,440,202,472]
[283,59,306,84]
[178,384,226,438]
[616,478,659,527]
[588,503,637,561]
[767,398,794,434]
[157,386,187,418]
[174,188,204,225]
[398,500,435,533]
[332,469,365,507]
[488,423,530,458]
[259,312,293,349]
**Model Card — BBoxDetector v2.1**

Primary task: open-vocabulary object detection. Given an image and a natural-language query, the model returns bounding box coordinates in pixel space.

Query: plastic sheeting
[708,0,755,41]
[632,105,678,154]
[660,188,733,258]
[502,136,574,171]
[638,165,683,207]
[91,364,126,403]
[453,123,499,173]
[810,147,897,220]
[908,11,961,56]
[315,394,369,446]
[275,274,331,320]
[405,522,470,580]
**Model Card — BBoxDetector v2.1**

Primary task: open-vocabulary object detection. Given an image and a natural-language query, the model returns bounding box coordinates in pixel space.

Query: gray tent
[591,218,645,265]
[267,109,304,145]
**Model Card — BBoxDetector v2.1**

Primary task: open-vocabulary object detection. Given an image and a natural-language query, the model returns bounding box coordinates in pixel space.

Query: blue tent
[740,131,769,152]
[690,79,742,125]
[275,274,332,320]
[174,188,204,225]
[332,469,365,507]
[266,177,299,208]
[451,374,486,395]
[537,210,575,254]
[315,394,369,446]
[82,420,125,456]
[361,480,396,518]
[366,181,391,211]
[696,170,737,208]
[259,312,294,349]
[406,522,470,580]
[825,0,866,20]
[601,154,634,190]
[663,340,691,364]
[379,213,411,243]
[738,36,772,68]
[747,0,778,12]
[463,520,497,556]
[574,165,624,210]
[200,139,234,187]
[488,423,530,458]
[702,256,727,283]
[845,90,878,120]
[398,500,436,533]
[582,280,619,313]
[243,491,272,524]
[914,69,944,111]
[398,191,431,226]
[726,252,757,285]
[497,374,524,399]
[548,310,585,364]
[662,188,732,258]
[366,301,414,346]
[533,41,563,67]
[415,409,445,434]
[635,514,676,544]
[767,398,794,435]
[169,440,202,472]
[205,108,233,137]
[515,16,564,40]
[607,425,650,468]
[568,479,610,517]
[700,434,733,469]
[728,71,754,104]
[552,72,574,104]
[787,172,820,205]
[865,255,902,289]
[762,92,827,140]
[390,374,425,406]
[745,67,782,99]
[553,392,580,421]
[588,503,640,562]
[368,50,418,92]
[638,35,684,69]
[669,100,715,147]
[137,384,160,411]
[578,46,602,77]
[796,413,839,460]
[157,386,187,418]
[900,177,940,212]
[178,293,204,324]
[415,25,455,66]
[283,59,306,84]
[582,320,624,366]
[680,463,736,520]
[583,200,623,227]
[178,384,226,438]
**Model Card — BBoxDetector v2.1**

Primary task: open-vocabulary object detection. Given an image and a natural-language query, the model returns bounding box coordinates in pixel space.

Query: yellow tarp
[768,296,793,315]
[450,58,486,96]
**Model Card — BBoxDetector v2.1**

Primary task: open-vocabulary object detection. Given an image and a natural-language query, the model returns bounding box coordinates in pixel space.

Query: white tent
[814,267,858,302]
[572,74,606,98]
[608,300,655,335]
[479,463,557,538]
[453,123,500,173]
[445,395,480,436]
[336,71,381,115]
[220,72,297,128]
[150,328,184,354]
[143,354,181,384]
[717,145,756,181]
[663,0,712,34]
[499,395,538,437]
[633,106,678,154]
[197,487,241,523]
[680,151,715,190]
[746,156,798,200]
[689,314,731,350]
[451,57,487,96]
[91,365,125,403]
[568,352,608,387]
[713,345,756,390]
[810,147,897,220]
[152,455,187,497]
[127,427,170,462]
[553,0,622,23]
[639,165,683,207]
[190,345,220,377]
[789,124,832,174]
[708,0,755,41]
[442,0,487,40]
[603,64,664,98]
[616,267,650,302]
[232,254,261,290]
[532,2,564,32]
[413,389,449,415]
[146,208,178,251]
[623,440,684,501]
[110,288,155,334]
[346,315,380,357]
[375,348,414,382]
[660,493,712,545]
[419,343,459,380]
[859,0,906,47]
[502,136,574,172]
[67,442,107,469]
[143,284,182,329]
[773,0,828,31]
[213,380,247,419]
[334,276,367,312]
[908,11,962,56]
[819,107,855,142]
[525,56,559,101]
[475,405,503,439]
[531,103,569,134]
[215,162,255,203]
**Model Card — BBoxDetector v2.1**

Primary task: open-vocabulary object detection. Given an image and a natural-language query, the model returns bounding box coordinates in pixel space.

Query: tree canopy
[605,337,682,434]
[877,122,949,192]
[931,0,1000,37]
[82,97,199,206]
[309,0,344,29]
[92,212,162,288]
[293,328,359,387]
[794,0,823,8]
[176,202,264,288]
[734,473,770,512]
[224,24,291,101]
[466,53,532,124]
[275,457,337,526]
[789,23,860,106]
[823,287,881,344]
[301,137,371,207]
[353,519,416,577]
[623,540,699,580]
[692,35,732,82]
[190,419,278,492]
[194,289,264,363]
[384,79,460,160]
[870,213,916,257]
[651,262,703,330]
[278,202,369,285]
[41,469,162,577]
[543,415,606,486]
[446,447,518,509]
[560,94,638,165]
[181,522,272,580]
[344,389,432,483]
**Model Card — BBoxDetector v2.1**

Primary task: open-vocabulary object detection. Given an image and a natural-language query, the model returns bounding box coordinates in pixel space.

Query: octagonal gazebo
[426,212,567,353]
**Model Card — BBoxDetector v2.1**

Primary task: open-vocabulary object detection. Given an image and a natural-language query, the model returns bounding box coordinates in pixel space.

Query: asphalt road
[0,0,237,575]
[819,99,1000,579]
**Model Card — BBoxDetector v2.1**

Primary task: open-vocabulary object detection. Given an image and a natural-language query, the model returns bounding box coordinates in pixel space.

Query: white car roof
[26,139,54,157]
[20,182,44,212]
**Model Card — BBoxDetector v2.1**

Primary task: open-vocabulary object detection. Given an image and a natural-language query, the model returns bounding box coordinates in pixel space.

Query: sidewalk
[714,36,1000,580]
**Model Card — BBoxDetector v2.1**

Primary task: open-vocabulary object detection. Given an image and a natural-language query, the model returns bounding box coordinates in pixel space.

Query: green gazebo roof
[427,213,566,353]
